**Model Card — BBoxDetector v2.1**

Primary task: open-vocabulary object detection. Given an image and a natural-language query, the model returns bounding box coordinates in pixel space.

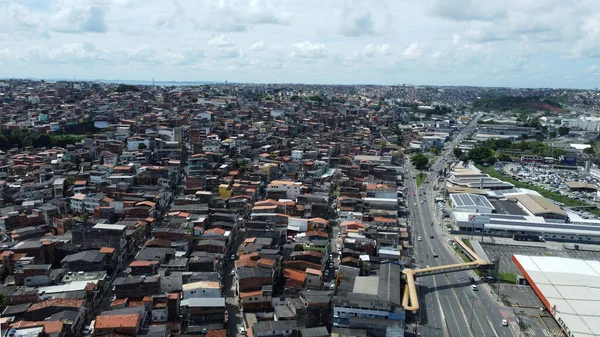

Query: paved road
[408,114,518,337]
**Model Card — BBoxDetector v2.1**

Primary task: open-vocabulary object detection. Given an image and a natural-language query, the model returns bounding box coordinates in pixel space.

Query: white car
[417,236,422,241]
[501,319,508,326]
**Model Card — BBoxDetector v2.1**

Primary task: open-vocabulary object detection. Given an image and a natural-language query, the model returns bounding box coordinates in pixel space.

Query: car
[417,236,422,241]
[230,270,235,276]
[433,253,438,258]
[430,235,434,239]
[469,277,475,283]
[471,285,478,291]
[501,319,508,326]
[421,200,424,204]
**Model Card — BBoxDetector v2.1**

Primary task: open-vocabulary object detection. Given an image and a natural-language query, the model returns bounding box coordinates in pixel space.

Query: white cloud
[431,51,444,59]
[18,42,111,64]
[250,41,265,51]
[291,41,328,59]
[209,35,234,47]
[362,44,391,57]
[2,0,600,87]
[573,14,600,58]
[452,34,461,45]
[332,1,392,37]
[50,5,108,33]
[208,35,241,59]
[402,43,422,60]
[428,0,507,21]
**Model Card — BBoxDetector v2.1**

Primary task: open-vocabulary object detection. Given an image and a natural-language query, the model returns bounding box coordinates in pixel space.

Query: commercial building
[513,255,600,337]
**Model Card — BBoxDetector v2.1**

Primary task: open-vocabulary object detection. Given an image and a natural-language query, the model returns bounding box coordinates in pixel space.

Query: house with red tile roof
[94,313,141,336]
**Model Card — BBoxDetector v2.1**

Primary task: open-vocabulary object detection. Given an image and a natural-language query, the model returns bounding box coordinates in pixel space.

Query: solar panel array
[451,193,494,209]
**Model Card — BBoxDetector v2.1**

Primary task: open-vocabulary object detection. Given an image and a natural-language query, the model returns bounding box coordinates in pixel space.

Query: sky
[2,0,600,88]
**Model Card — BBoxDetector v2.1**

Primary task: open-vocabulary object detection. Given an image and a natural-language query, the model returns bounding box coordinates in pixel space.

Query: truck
[513,234,545,242]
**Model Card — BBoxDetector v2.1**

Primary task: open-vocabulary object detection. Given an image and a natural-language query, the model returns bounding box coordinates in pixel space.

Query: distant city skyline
[2,0,600,89]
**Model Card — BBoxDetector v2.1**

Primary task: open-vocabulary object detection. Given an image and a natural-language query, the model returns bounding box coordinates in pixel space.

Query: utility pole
[496,256,501,301]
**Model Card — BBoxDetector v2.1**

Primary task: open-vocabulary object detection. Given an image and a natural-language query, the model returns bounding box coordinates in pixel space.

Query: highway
[407,114,516,337]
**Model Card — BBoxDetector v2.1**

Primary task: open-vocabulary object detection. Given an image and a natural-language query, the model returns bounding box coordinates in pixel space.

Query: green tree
[484,156,497,165]
[584,147,595,155]
[453,147,463,158]
[558,126,570,136]
[552,148,566,159]
[496,153,512,162]
[411,153,429,170]
[138,143,147,150]
[430,147,441,155]
[468,146,494,163]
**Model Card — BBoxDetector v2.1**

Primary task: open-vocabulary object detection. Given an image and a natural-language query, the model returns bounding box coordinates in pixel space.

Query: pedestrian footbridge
[402,236,490,311]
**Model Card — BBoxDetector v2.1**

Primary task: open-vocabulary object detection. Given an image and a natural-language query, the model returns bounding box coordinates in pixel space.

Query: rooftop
[513,254,600,337]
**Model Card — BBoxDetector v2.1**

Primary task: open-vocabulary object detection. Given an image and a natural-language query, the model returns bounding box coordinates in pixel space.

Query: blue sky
[2,0,600,88]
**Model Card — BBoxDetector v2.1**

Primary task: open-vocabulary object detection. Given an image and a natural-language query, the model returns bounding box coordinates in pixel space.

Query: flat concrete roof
[513,255,600,337]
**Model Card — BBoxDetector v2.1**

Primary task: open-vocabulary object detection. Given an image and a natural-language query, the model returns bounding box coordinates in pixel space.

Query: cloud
[25,42,111,64]
[465,23,505,43]
[192,0,291,32]
[452,34,461,45]
[428,0,507,21]
[573,14,600,58]
[333,2,392,37]
[241,0,292,25]
[51,5,108,33]
[338,12,376,37]
[209,35,234,47]
[208,34,241,59]
[362,44,391,57]
[0,2,44,34]
[402,43,422,60]
[250,41,265,51]
[81,7,107,33]
[291,41,328,59]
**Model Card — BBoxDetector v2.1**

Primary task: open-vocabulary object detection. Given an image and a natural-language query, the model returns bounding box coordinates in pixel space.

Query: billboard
[468,214,490,224]
[563,156,577,166]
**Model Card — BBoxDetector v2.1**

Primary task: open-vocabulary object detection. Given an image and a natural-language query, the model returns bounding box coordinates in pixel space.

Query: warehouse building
[513,255,600,337]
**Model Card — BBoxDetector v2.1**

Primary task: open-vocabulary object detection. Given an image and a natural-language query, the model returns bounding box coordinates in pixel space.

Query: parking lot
[498,284,542,308]
[482,242,600,274]
[504,163,600,213]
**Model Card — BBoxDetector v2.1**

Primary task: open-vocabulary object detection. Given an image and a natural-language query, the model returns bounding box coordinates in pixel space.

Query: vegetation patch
[472,95,563,112]
[416,172,427,187]
[498,273,518,284]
